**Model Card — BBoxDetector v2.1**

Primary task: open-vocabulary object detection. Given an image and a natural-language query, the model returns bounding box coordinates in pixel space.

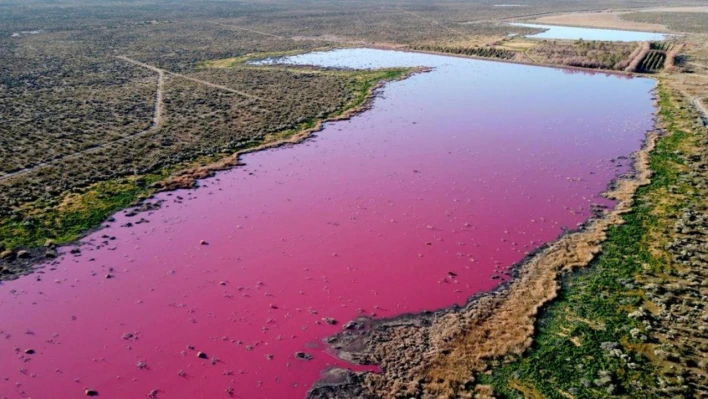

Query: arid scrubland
[7,0,692,255]
[527,39,639,69]
[623,10,708,33]
[2,1,708,398]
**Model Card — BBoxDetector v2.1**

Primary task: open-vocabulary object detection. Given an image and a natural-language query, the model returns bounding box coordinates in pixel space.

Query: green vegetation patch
[0,175,161,249]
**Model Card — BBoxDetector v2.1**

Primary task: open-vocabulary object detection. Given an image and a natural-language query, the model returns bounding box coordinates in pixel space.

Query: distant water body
[511,22,668,41]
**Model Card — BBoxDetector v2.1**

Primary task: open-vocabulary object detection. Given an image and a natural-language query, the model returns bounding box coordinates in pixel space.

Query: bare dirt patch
[640,6,708,13]
[533,6,708,34]
[533,12,669,32]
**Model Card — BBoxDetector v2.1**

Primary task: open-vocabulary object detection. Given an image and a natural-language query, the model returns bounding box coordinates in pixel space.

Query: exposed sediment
[309,122,660,398]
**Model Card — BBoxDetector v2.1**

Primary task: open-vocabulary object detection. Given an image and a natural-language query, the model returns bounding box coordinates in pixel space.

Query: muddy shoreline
[306,110,661,398]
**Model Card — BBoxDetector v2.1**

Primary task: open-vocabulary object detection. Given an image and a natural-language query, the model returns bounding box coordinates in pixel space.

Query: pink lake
[0,49,655,399]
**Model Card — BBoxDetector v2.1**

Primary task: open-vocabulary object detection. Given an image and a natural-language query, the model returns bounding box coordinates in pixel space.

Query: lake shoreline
[306,87,661,398]
[0,65,427,281]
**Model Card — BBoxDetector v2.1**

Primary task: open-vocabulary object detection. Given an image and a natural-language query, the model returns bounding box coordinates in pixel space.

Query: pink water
[0,49,655,399]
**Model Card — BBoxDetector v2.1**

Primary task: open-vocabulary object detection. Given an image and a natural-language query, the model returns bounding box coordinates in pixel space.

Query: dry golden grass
[430,35,506,48]
[496,40,537,51]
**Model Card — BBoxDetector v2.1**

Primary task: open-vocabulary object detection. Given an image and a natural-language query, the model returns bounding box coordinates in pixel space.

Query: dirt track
[117,56,267,101]
[209,22,286,39]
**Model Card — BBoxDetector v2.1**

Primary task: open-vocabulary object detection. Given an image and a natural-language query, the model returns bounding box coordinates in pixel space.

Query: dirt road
[117,56,268,102]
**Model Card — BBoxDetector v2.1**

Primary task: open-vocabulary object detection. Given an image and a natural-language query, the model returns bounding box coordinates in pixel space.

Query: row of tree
[412,44,515,60]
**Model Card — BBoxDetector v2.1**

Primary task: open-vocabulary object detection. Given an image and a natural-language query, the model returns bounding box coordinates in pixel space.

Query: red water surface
[0,50,655,399]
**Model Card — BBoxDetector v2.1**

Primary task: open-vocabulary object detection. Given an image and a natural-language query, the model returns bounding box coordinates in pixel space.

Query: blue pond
[511,22,668,42]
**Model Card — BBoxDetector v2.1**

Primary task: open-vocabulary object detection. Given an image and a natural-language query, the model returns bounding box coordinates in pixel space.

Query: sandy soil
[533,12,669,32]
[642,6,708,13]
[533,6,708,33]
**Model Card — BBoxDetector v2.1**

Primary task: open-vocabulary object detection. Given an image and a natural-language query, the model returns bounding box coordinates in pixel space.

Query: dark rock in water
[323,317,337,325]
[45,250,57,258]
[307,368,374,399]
[24,348,35,354]
[197,351,208,359]
[342,320,365,330]
[139,202,162,212]
[85,389,98,396]
[294,351,313,360]
[70,248,81,255]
